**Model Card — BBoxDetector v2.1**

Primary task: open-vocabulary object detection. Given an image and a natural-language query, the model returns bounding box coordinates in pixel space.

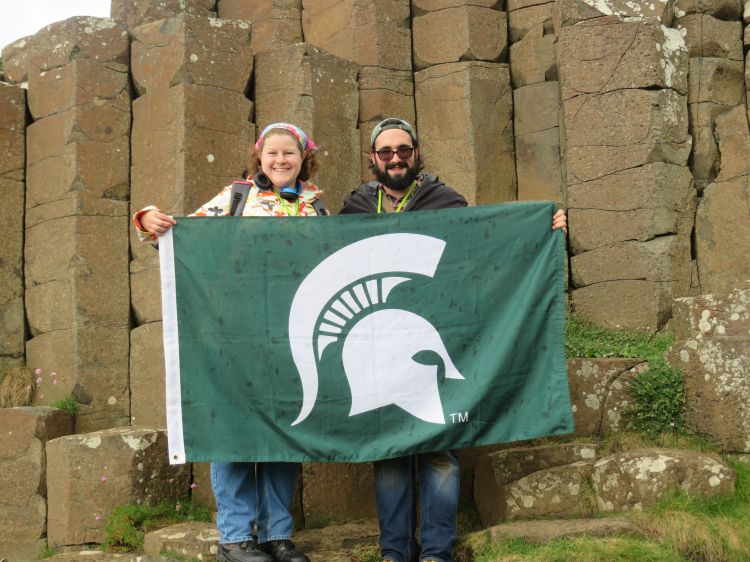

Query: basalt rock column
[667,282,750,452]
[219,0,303,53]
[303,0,412,183]
[560,17,694,330]
[23,18,131,431]
[255,43,359,212]
[676,6,744,190]
[0,84,27,365]
[412,1,514,204]
[46,428,191,548]
[0,407,73,560]
[414,61,516,204]
[129,14,254,427]
[111,0,216,29]
[694,106,750,294]
[507,0,563,202]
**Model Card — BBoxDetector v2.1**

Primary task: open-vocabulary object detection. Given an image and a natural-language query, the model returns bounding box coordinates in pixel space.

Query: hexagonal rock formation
[1,34,42,84]
[667,283,750,452]
[219,0,303,54]
[111,0,216,29]
[0,407,73,561]
[673,0,744,21]
[130,15,253,97]
[255,43,360,211]
[129,322,166,428]
[509,23,556,89]
[513,81,563,202]
[302,0,412,71]
[502,461,594,520]
[554,0,674,32]
[685,56,745,189]
[0,83,26,364]
[676,11,744,190]
[474,442,599,525]
[412,4,507,70]
[591,449,735,511]
[128,15,255,430]
[567,358,647,436]
[694,106,750,295]
[559,18,695,330]
[21,18,132,432]
[415,61,516,205]
[46,428,191,548]
[508,0,555,44]
[677,14,743,60]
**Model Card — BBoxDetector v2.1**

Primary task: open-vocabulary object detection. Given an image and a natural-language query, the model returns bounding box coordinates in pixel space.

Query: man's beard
[375,160,419,191]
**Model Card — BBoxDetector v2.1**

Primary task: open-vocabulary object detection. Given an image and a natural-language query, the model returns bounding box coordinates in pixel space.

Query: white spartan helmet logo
[288,233,465,426]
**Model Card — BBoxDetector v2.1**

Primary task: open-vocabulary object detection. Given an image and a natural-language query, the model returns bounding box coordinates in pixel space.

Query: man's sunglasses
[373,146,415,162]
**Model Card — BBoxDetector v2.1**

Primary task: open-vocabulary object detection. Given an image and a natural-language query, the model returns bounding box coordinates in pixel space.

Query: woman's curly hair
[249,129,319,182]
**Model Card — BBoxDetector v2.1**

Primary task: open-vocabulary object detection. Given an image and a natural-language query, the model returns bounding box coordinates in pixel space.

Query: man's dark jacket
[339,174,468,214]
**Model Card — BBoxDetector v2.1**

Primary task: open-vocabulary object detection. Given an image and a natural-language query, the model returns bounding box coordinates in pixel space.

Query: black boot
[261,539,310,562]
[217,541,275,562]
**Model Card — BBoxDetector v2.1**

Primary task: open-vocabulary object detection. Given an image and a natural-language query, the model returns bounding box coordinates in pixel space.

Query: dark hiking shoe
[261,539,310,562]
[217,541,274,562]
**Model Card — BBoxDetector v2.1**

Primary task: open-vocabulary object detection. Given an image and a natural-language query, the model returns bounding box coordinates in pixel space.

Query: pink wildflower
[100,476,108,483]
[190,482,198,489]
[51,372,57,377]
[36,377,42,385]
[35,368,42,375]
[52,379,59,385]
[95,514,102,521]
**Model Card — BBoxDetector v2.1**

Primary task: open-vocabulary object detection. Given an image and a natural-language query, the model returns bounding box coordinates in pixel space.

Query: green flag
[160,202,573,464]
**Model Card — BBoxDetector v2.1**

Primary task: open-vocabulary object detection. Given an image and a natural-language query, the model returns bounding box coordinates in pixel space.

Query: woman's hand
[552,209,567,235]
[141,209,176,237]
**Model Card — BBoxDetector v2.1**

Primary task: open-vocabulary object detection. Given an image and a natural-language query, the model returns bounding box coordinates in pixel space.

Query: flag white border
[159,230,186,464]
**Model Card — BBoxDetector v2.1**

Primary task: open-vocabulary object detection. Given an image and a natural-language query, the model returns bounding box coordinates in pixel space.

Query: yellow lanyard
[377,181,417,214]
[277,194,300,216]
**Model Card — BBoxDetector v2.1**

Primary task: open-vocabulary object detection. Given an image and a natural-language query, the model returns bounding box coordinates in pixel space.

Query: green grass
[598,430,717,456]
[103,500,212,552]
[51,395,78,416]
[472,535,685,562]
[38,547,59,559]
[350,544,380,562]
[564,315,673,360]
[564,315,687,436]
[467,461,750,562]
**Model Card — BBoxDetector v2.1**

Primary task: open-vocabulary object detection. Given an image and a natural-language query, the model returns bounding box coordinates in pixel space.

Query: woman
[133,123,323,562]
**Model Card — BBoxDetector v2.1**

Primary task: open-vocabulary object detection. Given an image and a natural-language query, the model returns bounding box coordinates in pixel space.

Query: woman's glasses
[373,146,415,162]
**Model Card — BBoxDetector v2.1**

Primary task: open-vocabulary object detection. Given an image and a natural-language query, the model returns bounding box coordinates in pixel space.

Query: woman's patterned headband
[255,123,318,155]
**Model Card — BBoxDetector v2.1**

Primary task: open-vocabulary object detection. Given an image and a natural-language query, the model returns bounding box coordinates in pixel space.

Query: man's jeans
[374,451,460,562]
[211,462,299,544]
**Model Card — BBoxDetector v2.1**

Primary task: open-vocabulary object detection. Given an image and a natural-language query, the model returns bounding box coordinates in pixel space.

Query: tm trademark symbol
[449,412,469,423]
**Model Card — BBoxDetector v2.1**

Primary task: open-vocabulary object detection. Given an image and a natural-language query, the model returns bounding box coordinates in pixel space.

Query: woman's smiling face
[259,132,304,189]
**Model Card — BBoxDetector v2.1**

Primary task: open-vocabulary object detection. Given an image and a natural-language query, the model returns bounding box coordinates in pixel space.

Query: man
[340,117,567,562]
[340,117,466,562]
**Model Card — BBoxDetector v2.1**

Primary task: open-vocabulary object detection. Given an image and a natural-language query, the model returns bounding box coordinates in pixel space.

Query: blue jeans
[374,451,460,562]
[211,461,299,544]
